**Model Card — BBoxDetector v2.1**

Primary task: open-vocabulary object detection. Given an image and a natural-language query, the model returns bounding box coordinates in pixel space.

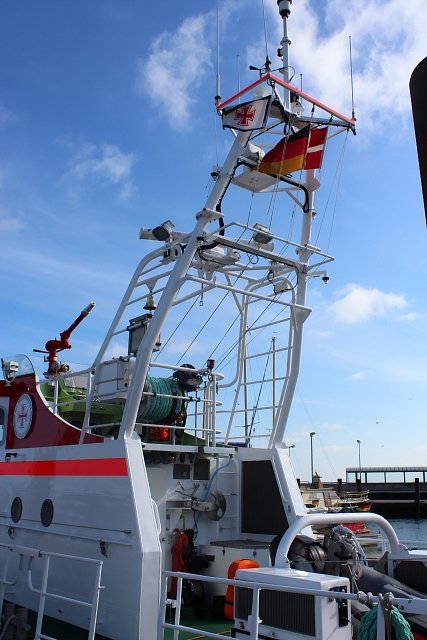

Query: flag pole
[271,0,316,447]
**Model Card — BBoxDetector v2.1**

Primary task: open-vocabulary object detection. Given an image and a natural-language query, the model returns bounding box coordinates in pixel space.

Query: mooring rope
[358,600,414,640]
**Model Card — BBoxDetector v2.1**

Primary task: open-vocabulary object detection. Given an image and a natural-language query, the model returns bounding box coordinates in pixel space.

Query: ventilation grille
[394,560,427,593]
[235,586,316,635]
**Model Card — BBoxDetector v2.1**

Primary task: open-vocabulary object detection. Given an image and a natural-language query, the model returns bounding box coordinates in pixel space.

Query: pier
[343,466,427,518]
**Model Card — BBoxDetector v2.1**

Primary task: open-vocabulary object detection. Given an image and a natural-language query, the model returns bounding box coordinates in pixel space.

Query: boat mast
[277,0,292,110]
[120,130,254,439]
[271,0,316,447]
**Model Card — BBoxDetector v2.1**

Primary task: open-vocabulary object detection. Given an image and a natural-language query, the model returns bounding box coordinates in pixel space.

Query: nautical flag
[305,126,328,170]
[221,96,271,132]
[258,125,328,176]
[259,125,310,176]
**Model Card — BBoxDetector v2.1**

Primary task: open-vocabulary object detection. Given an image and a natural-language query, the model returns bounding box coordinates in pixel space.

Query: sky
[1,0,426,482]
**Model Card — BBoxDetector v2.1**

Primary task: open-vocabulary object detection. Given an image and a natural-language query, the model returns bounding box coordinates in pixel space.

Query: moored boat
[1,2,427,640]
[301,485,372,513]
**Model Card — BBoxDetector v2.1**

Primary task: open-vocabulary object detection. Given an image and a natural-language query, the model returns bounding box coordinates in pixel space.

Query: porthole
[11,497,22,523]
[40,499,54,527]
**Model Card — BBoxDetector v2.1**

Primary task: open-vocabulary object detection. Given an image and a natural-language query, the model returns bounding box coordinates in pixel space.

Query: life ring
[224,558,259,620]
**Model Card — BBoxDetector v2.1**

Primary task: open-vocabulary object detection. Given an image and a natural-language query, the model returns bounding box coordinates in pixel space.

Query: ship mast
[271,0,317,447]
[277,0,292,110]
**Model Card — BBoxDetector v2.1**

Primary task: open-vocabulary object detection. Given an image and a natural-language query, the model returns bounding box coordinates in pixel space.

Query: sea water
[387,517,427,547]
[368,517,427,549]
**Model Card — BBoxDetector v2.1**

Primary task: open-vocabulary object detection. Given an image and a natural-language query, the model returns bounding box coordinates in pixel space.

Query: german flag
[259,125,310,176]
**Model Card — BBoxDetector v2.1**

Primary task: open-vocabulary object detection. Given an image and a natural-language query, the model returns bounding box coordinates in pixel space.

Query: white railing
[158,568,427,640]
[0,543,103,640]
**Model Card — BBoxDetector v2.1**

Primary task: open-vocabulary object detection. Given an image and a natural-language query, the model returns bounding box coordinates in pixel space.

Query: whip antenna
[349,35,356,121]
[215,0,221,105]
[237,54,241,102]
[261,0,269,62]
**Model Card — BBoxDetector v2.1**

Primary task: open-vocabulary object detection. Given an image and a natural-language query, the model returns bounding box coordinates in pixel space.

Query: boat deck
[21,605,233,640]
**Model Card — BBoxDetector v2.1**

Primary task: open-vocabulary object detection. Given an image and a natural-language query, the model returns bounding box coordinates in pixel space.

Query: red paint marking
[234,105,255,126]
[216,72,356,127]
[0,458,128,476]
[216,75,271,111]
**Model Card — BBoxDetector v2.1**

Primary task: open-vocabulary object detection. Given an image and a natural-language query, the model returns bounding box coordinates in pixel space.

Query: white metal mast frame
[119,131,254,440]
[76,0,350,450]
[270,0,317,447]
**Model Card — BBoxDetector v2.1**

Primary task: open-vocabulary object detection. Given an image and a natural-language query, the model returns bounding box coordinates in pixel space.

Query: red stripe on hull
[0,458,128,476]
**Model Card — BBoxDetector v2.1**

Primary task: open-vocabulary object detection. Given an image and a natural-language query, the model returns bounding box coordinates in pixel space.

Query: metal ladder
[0,543,103,640]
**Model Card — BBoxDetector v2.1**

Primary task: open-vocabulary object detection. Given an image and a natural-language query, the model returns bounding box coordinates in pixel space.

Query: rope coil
[358,600,414,640]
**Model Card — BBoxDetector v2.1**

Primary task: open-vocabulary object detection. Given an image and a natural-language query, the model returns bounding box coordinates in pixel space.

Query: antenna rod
[349,35,356,121]
[277,0,292,109]
[237,54,241,102]
[215,1,221,104]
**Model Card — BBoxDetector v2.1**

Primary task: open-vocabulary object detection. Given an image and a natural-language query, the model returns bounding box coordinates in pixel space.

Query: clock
[13,394,33,439]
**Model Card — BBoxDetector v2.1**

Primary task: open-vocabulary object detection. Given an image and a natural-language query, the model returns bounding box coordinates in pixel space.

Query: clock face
[13,394,33,439]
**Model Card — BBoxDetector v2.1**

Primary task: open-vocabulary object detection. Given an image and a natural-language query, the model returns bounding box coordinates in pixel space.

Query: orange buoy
[224,558,259,620]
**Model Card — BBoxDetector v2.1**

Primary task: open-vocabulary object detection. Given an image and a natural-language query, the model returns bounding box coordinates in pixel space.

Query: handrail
[159,568,427,640]
[0,543,103,640]
[274,513,406,568]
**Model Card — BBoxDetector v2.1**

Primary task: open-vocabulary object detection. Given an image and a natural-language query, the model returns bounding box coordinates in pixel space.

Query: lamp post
[357,439,362,482]
[285,444,295,457]
[310,432,316,485]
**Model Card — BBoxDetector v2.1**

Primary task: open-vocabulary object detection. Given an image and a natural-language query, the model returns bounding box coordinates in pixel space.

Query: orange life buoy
[224,558,260,620]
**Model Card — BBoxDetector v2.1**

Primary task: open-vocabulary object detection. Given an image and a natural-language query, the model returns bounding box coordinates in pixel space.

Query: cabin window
[41,499,54,527]
[11,497,23,523]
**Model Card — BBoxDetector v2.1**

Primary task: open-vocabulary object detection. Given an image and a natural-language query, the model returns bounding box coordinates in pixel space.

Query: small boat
[1,2,427,640]
[301,485,372,513]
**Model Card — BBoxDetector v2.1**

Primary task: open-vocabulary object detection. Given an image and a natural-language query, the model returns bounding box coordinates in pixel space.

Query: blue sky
[1,0,426,482]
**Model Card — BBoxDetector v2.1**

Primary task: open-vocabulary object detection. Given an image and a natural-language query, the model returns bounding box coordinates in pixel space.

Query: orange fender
[224,558,259,620]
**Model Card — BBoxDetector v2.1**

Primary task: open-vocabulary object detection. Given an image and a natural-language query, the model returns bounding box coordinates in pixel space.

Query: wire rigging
[248,349,271,437]
[325,132,348,255]
[176,226,253,364]
[313,130,349,253]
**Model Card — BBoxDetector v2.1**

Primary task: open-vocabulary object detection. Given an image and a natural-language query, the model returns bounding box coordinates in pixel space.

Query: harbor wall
[338,478,427,518]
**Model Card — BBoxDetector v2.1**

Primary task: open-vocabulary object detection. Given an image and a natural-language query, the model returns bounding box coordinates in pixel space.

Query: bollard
[415,477,421,518]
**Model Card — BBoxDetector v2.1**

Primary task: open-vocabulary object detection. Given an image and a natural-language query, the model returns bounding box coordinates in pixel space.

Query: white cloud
[60,142,136,200]
[350,370,369,381]
[136,14,213,130]
[264,0,427,131]
[0,211,24,233]
[330,284,407,323]
[107,342,129,360]
[395,312,420,322]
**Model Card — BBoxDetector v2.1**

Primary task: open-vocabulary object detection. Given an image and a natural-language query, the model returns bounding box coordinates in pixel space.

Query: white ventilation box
[233,567,351,640]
